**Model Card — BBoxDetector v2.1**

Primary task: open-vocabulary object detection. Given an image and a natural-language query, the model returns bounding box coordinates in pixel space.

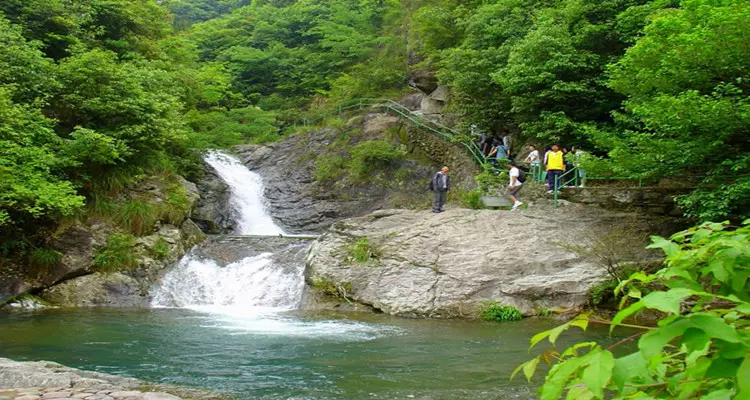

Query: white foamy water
[151,253,304,310]
[151,150,399,340]
[203,150,284,236]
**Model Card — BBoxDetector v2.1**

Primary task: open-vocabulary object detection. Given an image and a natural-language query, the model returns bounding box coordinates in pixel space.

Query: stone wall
[402,125,479,190]
[559,186,691,217]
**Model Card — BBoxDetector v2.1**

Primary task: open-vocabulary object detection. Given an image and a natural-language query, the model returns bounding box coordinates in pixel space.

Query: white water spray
[203,150,283,236]
[151,253,304,311]
[151,150,396,339]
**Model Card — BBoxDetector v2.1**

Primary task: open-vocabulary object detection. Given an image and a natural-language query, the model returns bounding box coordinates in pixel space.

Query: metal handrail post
[554,175,559,208]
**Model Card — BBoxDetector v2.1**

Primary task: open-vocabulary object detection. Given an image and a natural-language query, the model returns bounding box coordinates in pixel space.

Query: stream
[0,151,623,399]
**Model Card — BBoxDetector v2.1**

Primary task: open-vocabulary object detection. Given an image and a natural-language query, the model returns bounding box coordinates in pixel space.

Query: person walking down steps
[506,161,525,210]
[430,166,450,213]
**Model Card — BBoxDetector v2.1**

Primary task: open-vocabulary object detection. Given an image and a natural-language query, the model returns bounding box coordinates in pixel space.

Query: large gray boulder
[305,206,664,317]
[39,221,205,308]
[409,68,439,94]
[191,162,233,234]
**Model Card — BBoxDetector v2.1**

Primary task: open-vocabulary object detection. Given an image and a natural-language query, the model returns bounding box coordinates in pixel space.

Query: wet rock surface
[190,164,233,234]
[0,358,221,400]
[193,235,313,267]
[304,204,672,317]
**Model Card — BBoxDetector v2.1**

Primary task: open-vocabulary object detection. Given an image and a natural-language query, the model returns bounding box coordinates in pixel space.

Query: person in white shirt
[571,146,586,187]
[506,161,524,210]
[524,145,540,166]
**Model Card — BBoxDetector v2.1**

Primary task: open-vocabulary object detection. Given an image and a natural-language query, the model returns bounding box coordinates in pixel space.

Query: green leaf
[511,356,540,382]
[737,356,750,396]
[689,314,742,343]
[638,318,692,359]
[611,301,645,331]
[641,288,695,315]
[648,236,680,257]
[691,229,712,243]
[612,352,651,391]
[540,355,589,400]
[699,389,732,400]
[705,357,742,379]
[681,327,710,353]
[570,314,589,331]
[582,350,615,398]
[564,384,595,400]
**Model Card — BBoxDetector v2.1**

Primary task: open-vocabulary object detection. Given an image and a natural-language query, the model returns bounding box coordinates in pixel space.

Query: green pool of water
[0,308,623,399]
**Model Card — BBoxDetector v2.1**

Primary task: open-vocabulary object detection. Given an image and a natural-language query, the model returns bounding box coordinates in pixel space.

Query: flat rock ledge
[305,205,666,318]
[0,358,219,400]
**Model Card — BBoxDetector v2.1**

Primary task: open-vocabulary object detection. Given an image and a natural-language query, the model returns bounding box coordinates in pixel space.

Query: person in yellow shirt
[544,144,566,193]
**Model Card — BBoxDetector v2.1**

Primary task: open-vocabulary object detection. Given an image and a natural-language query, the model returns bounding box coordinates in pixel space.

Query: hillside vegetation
[408,0,749,221]
[0,0,747,271]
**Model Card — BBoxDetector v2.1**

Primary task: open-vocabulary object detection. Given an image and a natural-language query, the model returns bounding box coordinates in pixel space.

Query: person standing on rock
[431,166,450,213]
[507,161,524,210]
[545,144,566,194]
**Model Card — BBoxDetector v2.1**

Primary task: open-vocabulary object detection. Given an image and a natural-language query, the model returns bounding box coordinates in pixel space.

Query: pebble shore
[0,358,223,400]
[0,387,180,400]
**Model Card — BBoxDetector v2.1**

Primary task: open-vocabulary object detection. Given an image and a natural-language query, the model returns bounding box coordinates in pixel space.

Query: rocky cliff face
[1,176,206,308]
[304,205,669,317]
[234,113,476,234]
[191,163,233,234]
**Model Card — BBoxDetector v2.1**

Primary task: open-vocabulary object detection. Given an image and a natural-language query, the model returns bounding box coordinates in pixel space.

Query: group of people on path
[524,144,586,192]
[429,134,586,213]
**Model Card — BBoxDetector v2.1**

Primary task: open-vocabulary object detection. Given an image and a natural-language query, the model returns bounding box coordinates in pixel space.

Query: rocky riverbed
[0,358,221,400]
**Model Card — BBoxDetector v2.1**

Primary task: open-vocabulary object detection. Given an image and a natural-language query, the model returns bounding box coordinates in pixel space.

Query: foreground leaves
[516,221,750,399]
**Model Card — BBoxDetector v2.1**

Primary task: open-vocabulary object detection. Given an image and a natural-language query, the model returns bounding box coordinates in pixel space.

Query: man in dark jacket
[431,166,450,213]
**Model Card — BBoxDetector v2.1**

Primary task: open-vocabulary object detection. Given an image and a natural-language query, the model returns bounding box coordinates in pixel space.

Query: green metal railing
[326,98,488,167]
[313,98,654,209]
[553,168,582,208]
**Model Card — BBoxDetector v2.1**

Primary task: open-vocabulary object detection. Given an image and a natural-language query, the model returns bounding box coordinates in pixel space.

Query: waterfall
[203,150,283,236]
[151,150,300,313]
[150,149,398,339]
[150,252,305,312]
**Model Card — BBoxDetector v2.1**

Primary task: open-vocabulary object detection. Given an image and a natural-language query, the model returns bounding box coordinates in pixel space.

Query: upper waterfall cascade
[203,150,284,236]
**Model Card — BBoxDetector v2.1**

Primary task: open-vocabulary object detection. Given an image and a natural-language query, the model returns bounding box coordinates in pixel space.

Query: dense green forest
[1,0,748,255]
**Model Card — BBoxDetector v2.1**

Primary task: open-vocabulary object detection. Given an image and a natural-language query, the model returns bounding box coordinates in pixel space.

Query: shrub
[348,140,406,177]
[314,156,347,182]
[94,233,138,272]
[475,167,507,194]
[462,188,484,209]
[516,221,750,399]
[480,302,523,322]
[27,248,62,278]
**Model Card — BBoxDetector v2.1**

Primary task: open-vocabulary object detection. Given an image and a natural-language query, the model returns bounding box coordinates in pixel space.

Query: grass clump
[26,248,63,278]
[347,237,380,264]
[479,302,523,322]
[119,200,158,236]
[312,279,352,300]
[163,183,192,225]
[152,237,170,260]
[348,140,406,178]
[94,233,138,272]
[314,156,347,182]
